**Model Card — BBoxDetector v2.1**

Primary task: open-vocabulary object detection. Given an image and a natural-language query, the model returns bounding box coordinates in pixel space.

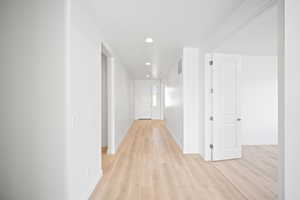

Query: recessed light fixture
[145,38,154,43]
[146,74,151,78]
[145,62,151,66]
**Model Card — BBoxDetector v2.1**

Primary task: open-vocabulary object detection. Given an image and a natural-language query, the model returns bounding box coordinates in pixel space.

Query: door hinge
[209,60,213,66]
[210,116,214,121]
[210,144,214,161]
[210,88,214,93]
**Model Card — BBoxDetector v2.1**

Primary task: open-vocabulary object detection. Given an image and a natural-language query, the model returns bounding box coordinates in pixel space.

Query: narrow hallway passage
[91,120,247,200]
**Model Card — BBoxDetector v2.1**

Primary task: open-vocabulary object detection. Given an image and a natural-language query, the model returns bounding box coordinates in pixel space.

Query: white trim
[99,169,103,178]
[165,123,183,150]
[101,43,116,155]
[87,170,103,199]
[108,57,116,154]
[204,53,213,161]
[278,0,284,199]
[65,0,71,199]
[160,81,165,120]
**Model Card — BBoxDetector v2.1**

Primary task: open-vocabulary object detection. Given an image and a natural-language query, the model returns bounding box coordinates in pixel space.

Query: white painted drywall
[164,65,184,149]
[67,0,102,199]
[67,1,134,198]
[282,1,300,199]
[114,60,134,149]
[164,48,203,155]
[240,56,278,145]
[183,48,200,154]
[0,1,67,199]
[198,51,206,158]
[215,5,278,56]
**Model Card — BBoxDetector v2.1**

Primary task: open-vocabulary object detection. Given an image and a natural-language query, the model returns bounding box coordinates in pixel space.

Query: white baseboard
[165,124,183,150]
[87,170,103,199]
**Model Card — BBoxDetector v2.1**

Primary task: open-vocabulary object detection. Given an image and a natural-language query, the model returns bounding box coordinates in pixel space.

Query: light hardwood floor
[90,120,278,200]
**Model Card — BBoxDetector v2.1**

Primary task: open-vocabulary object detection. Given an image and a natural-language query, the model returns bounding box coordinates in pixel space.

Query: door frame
[203,1,285,198]
[134,80,153,120]
[133,80,163,120]
[101,43,116,155]
[204,53,213,161]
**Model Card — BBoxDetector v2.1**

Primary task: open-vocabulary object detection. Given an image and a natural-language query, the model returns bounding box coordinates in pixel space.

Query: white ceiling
[215,5,278,56]
[90,0,245,79]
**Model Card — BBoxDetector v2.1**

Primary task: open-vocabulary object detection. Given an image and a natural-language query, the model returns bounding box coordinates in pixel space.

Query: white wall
[0,1,67,199]
[67,0,102,199]
[282,1,300,199]
[164,64,184,149]
[67,0,133,199]
[215,5,278,56]
[240,56,278,145]
[114,60,134,150]
[164,48,202,155]
[183,48,201,154]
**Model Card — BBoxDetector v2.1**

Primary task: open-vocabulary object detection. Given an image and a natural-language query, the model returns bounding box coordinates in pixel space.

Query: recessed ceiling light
[146,74,151,78]
[145,38,154,43]
[145,62,151,66]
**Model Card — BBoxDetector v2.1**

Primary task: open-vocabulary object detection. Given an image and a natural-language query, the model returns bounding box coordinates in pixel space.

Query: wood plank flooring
[90,120,278,200]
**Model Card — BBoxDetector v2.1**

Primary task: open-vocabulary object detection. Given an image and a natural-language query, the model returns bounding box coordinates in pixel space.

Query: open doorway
[204,4,278,199]
[100,44,115,174]
[101,53,108,156]
[134,80,163,120]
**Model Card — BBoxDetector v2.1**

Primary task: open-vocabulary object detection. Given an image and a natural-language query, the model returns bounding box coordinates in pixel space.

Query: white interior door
[212,54,242,161]
[134,80,152,119]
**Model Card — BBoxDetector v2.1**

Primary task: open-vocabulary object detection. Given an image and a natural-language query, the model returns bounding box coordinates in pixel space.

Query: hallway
[91,120,277,200]
[3,1,300,199]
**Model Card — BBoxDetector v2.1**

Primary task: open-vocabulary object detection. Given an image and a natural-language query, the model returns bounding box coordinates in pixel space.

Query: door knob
[236,118,242,121]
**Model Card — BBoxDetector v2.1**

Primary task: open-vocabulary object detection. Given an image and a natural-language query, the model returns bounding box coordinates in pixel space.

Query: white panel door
[212,54,242,161]
[134,80,152,119]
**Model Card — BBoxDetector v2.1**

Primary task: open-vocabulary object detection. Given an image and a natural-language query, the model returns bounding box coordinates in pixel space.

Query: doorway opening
[100,43,115,174]
[101,52,108,156]
[134,80,163,120]
[204,3,279,199]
